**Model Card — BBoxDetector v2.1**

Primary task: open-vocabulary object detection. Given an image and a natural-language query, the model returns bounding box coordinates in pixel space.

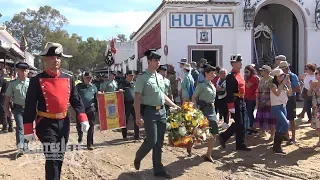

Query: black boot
[273,133,285,154]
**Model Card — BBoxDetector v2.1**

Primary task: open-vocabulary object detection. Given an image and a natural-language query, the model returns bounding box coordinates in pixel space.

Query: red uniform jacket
[226,69,245,109]
[23,69,88,135]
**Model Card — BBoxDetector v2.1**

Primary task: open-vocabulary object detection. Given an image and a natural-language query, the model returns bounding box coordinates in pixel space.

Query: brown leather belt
[38,111,68,119]
[233,93,245,98]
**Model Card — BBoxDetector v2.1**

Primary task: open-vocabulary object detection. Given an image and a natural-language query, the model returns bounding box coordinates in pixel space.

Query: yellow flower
[185,113,192,121]
[171,122,179,129]
[192,120,198,127]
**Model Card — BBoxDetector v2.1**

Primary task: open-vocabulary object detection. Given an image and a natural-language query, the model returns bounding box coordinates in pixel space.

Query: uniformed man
[4,62,29,154]
[119,70,140,140]
[157,65,173,116]
[115,70,125,85]
[133,49,179,179]
[0,68,13,133]
[167,64,178,103]
[190,62,199,85]
[198,58,207,83]
[23,42,89,180]
[28,70,37,78]
[219,54,251,151]
[76,71,98,150]
[100,71,118,92]
[92,74,103,90]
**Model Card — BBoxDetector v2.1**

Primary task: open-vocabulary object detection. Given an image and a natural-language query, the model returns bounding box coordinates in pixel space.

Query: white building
[0,25,35,67]
[106,42,135,74]
[131,0,320,75]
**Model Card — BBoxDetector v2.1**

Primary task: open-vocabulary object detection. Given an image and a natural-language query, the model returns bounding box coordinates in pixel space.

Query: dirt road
[0,102,319,180]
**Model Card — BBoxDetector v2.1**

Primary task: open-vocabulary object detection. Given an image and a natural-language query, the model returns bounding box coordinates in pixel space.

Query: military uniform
[134,50,170,178]
[76,72,98,149]
[100,72,118,92]
[5,62,30,150]
[219,55,250,151]
[23,42,89,180]
[119,70,140,139]
[194,79,218,135]
[158,65,173,116]
[167,71,177,102]
[0,73,12,132]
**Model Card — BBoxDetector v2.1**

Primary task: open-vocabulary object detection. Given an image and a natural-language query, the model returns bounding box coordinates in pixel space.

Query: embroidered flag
[97,91,125,131]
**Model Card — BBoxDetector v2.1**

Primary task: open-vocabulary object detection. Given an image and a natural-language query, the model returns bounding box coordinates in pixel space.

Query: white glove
[24,134,36,142]
[81,121,90,132]
[229,108,235,114]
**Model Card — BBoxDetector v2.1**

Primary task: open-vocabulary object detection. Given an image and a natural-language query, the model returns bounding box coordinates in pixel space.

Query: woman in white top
[298,64,317,121]
[270,68,292,154]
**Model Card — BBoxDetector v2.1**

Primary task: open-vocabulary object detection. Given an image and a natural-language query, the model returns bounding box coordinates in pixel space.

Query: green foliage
[117,34,127,42]
[4,5,111,72]
[4,6,68,53]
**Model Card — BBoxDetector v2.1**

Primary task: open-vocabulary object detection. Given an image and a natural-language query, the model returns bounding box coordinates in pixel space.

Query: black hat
[230,54,242,62]
[144,49,161,60]
[158,65,167,71]
[39,42,72,58]
[83,71,93,77]
[110,71,116,75]
[117,70,122,74]
[126,70,135,75]
[15,62,29,69]
[178,58,187,64]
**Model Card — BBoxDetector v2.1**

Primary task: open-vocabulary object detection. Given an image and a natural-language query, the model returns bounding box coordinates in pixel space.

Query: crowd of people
[0,42,320,180]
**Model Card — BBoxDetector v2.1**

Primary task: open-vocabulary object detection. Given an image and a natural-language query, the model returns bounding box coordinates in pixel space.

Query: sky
[0,0,162,41]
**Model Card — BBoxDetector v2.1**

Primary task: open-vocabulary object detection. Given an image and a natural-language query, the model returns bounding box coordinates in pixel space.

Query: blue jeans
[245,100,256,129]
[13,107,25,149]
[271,105,289,133]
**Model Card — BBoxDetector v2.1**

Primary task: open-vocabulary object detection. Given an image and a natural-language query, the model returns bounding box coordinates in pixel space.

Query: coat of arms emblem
[200,30,209,41]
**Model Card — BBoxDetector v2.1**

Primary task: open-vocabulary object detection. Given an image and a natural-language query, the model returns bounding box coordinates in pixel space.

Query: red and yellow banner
[97,91,126,131]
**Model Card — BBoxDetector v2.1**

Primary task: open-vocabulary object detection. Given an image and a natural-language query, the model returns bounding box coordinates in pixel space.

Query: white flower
[202,133,207,141]
[197,129,203,136]
[178,127,187,136]
[166,123,171,130]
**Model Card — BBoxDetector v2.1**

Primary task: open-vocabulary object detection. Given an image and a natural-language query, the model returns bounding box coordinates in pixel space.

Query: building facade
[131,0,320,75]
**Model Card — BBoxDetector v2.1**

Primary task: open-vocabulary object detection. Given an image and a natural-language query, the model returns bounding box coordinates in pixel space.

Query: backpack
[188,78,195,98]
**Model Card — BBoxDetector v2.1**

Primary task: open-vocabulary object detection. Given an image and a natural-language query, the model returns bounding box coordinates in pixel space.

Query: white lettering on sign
[170,13,234,28]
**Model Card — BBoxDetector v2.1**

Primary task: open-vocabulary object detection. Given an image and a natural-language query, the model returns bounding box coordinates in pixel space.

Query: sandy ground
[0,101,320,180]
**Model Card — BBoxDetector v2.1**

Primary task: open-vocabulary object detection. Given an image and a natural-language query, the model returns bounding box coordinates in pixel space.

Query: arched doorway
[253,1,306,74]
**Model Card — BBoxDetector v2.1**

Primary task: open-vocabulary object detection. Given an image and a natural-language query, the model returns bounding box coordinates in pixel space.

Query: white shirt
[270,85,288,106]
[177,68,185,91]
[304,74,316,90]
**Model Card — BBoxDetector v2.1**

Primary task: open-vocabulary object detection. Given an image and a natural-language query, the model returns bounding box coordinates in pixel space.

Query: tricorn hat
[15,62,29,69]
[145,49,161,60]
[158,65,168,71]
[39,42,72,58]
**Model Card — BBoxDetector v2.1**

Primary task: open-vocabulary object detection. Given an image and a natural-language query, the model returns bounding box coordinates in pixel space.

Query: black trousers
[0,95,12,128]
[215,97,229,124]
[36,118,70,180]
[76,107,96,146]
[219,98,246,148]
[122,101,139,138]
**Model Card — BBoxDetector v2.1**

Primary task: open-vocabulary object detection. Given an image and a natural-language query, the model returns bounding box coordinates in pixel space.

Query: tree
[117,34,127,42]
[4,6,68,53]
[129,31,136,40]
